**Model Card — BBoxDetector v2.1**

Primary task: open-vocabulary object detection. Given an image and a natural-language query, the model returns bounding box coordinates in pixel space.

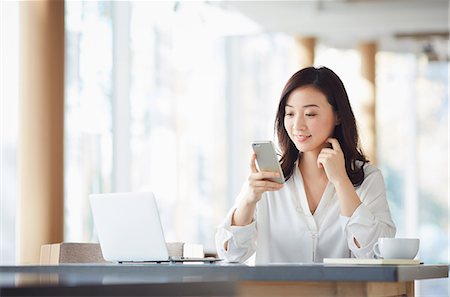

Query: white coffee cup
[373,238,420,259]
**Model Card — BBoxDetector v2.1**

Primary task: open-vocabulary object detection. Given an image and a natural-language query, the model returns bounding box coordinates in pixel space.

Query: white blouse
[215,163,396,264]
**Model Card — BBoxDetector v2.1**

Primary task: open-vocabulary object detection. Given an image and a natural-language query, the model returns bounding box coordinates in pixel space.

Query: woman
[215,66,396,264]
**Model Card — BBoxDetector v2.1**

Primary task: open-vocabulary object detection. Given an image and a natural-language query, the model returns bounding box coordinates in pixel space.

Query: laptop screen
[90,192,169,262]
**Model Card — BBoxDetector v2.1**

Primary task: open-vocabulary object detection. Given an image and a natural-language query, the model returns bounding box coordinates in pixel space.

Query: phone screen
[252,141,285,184]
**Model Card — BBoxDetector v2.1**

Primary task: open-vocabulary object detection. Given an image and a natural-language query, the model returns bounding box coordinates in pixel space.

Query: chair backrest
[40,243,108,264]
[40,242,189,264]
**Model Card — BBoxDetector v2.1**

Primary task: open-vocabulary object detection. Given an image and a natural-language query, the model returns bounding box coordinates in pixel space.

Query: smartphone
[251,141,286,184]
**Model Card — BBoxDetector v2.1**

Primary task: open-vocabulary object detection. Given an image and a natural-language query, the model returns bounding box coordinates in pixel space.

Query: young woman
[215,66,396,264]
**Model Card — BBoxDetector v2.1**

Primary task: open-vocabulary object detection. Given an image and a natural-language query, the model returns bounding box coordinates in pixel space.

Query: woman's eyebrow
[285,104,320,108]
[303,104,320,108]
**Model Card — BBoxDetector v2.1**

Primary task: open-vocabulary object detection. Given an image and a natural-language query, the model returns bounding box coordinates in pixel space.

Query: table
[0,263,448,296]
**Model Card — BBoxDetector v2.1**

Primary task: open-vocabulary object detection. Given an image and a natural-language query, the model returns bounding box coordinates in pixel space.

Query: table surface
[0,263,448,288]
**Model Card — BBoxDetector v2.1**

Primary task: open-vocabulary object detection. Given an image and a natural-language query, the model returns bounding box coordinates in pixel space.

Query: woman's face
[284,86,338,154]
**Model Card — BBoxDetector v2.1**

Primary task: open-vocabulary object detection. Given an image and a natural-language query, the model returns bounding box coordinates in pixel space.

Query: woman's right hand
[232,153,284,227]
[243,153,284,204]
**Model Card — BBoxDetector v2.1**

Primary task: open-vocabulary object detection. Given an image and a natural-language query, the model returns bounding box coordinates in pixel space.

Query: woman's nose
[293,116,306,130]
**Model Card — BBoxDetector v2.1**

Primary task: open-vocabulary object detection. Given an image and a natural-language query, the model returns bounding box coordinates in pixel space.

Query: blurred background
[1,1,448,296]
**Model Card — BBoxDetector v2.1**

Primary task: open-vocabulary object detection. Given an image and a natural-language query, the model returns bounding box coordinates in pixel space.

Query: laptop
[89,192,220,263]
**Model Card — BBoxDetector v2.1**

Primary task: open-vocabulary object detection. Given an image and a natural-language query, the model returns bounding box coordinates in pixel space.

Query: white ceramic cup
[373,238,420,259]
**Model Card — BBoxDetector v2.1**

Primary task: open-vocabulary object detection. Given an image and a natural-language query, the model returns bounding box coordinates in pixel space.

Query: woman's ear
[335,114,341,126]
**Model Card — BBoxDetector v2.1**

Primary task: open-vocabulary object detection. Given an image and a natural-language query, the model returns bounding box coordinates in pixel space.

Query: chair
[40,242,195,264]
[40,242,108,264]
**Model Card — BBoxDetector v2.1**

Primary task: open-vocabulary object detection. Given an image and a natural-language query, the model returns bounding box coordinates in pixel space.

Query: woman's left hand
[317,138,347,185]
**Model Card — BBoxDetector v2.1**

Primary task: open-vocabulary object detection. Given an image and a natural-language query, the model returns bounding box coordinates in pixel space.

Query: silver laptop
[89,192,220,263]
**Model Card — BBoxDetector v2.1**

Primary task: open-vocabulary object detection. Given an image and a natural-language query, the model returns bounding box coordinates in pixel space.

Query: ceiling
[217,0,449,56]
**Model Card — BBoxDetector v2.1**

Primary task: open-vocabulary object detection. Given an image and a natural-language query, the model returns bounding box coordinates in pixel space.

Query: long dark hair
[275,66,368,187]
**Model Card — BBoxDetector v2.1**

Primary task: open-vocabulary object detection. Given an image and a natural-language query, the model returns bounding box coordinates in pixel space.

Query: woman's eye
[285,113,294,117]
[305,113,316,117]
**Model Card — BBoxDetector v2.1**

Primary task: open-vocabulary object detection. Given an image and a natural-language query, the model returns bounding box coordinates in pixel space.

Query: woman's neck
[299,150,327,180]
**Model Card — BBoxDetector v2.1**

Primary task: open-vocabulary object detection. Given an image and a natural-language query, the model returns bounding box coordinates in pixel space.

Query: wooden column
[295,37,316,69]
[19,0,65,264]
[358,42,377,165]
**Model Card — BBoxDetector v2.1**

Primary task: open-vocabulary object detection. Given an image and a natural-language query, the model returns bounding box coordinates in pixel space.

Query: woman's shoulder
[357,161,384,186]
[360,162,380,176]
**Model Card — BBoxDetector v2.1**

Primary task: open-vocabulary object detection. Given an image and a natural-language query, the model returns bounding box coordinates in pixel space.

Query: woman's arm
[233,153,283,226]
[317,138,396,255]
[317,138,361,217]
[339,169,396,258]
[215,202,258,263]
[215,153,283,262]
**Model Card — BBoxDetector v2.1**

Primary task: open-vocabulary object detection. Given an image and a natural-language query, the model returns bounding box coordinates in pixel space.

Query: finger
[317,155,326,168]
[252,183,284,192]
[250,153,258,173]
[318,150,335,162]
[265,186,284,192]
[251,180,284,189]
[250,171,281,181]
[319,148,336,155]
[253,185,283,192]
[327,138,342,152]
[259,171,282,179]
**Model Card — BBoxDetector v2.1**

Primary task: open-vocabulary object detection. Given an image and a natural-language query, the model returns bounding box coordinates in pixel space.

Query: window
[377,53,448,296]
[65,1,114,242]
[0,0,19,265]
[316,48,449,296]
[64,1,293,252]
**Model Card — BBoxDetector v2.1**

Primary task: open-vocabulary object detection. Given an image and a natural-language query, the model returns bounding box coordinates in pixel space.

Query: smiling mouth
[294,135,311,142]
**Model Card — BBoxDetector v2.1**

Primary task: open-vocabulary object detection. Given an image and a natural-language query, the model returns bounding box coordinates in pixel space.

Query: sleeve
[339,168,396,258]
[215,183,258,263]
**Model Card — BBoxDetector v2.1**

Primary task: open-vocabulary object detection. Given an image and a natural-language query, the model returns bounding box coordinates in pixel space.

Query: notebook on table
[323,258,422,265]
[89,192,221,263]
